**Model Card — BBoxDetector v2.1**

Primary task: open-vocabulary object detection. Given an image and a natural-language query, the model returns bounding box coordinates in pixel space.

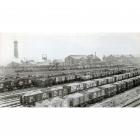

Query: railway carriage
[136,76,140,86]
[130,76,140,87]
[20,90,43,105]
[84,87,105,103]
[0,79,15,92]
[131,77,138,87]
[42,86,64,98]
[113,81,126,94]
[34,78,49,87]
[48,97,64,107]
[103,76,115,84]
[65,74,76,82]
[102,71,109,77]
[128,72,133,78]
[123,79,134,90]
[80,75,92,81]
[99,84,117,97]
[0,80,5,92]
[94,78,107,86]
[63,82,84,94]
[14,77,34,89]
[81,80,96,89]
[113,74,123,82]
[55,75,66,84]
[63,87,105,107]
[4,79,15,90]
[63,93,84,107]
[123,73,129,79]
[36,97,63,107]
[92,72,102,79]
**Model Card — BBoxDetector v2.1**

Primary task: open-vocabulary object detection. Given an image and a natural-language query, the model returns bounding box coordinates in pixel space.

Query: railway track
[0,88,39,107]
[0,83,75,107]
[1,102,21,107]
[0,97,21,107]
[0,87,38,99]
[0,87,38,96]
[123,97,140,107]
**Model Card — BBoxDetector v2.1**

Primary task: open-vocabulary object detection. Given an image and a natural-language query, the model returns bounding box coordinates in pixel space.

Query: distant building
[65,54,101,65]
[52,59,64,65]
[7,61,21,67]
[37,59,52,65]
[42,54,47,61]
[103,55,137,65]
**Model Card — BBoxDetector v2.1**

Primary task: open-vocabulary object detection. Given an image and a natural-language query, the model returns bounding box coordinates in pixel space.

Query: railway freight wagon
[63,93,85,107]
[54,75,66,84]
[34,74,77,87]
[23,70,140,88]
[80,75,92,81]
[113,81,126,94]
[20,71,140,106]
[36,97,64,107]
[65,74,76,82]
[123,79,134,90]
[52,77,139,107]
[35,87,106,107]
[0,68,139,93]
[63,82,84,94]
[0,77,35,92]
[94,78,106,86]
[20,90,44,105]
[14,77,34,89]
[0,79,15,92]
[20,86,66,105]
[34,78,54,87]
[41,86,65,98]
[81,80,96,89]
[131,76,140,87]
[99,84,117,98]
[103,77,115,84]
[0,82,4,92]
[82,88,105,103]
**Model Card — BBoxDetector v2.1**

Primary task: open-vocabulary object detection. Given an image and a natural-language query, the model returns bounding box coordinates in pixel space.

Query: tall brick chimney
[14,40,18,58]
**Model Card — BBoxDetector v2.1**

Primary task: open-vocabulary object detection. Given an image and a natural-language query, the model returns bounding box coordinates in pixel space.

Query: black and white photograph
[0,33,140,107]
[1,1,140,140]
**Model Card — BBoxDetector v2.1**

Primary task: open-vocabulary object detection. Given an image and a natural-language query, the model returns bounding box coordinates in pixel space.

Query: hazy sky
[0,33,140,65]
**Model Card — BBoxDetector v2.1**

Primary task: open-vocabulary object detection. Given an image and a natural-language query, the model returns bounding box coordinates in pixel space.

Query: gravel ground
[90,86,140,107]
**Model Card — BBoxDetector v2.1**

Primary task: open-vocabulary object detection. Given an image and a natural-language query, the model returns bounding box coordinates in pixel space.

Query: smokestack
[14,40,18,58]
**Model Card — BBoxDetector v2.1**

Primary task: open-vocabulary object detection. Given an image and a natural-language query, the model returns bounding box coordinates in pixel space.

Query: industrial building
[103,55,140,65]
[65,54,101,65]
